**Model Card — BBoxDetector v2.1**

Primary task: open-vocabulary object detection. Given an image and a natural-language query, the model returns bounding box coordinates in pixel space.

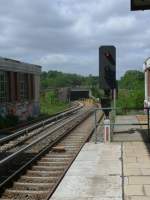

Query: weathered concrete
[51,115,150,200]
[50,143,122,200]
[114,115,141,133]
[113,115,148,142]
[123,142,150,200]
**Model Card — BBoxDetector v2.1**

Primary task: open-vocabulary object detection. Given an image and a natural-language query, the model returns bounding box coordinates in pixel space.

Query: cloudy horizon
[0,0,150,78]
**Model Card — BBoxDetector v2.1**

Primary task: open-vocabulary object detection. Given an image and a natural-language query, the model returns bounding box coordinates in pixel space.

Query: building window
[19,73,28,100]
[0,71,8,103]
[29,74,34,100]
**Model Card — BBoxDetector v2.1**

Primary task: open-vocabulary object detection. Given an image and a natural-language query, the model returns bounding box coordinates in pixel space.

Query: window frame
[0,70,8,103]
[19,73,28,101]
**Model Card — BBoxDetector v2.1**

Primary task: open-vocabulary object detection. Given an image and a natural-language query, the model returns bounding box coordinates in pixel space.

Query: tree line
[41,70,145,109]
[41,71,99,89]
[117,70,144,109]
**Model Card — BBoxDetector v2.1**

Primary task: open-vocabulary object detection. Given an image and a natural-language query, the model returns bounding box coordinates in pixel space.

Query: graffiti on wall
[0,106,7,117]
[0,102,40,121]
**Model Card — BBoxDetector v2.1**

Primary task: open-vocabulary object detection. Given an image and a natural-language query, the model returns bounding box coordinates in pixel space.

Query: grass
[40,91,70,115]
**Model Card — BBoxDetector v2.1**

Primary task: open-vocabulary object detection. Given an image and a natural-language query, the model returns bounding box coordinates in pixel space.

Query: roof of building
[0,57,41,74]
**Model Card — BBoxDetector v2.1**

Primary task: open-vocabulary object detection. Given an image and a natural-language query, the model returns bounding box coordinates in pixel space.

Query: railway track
[0,104,103,200]
[0,102,83,147]
[0,104,86,184]
[0,107,82,154]
[0,102,79,138]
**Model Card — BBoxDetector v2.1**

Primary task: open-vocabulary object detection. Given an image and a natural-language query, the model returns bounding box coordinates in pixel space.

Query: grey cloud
[0,0,150,78]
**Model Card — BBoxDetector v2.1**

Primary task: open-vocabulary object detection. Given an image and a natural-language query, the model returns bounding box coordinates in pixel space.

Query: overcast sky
[0,0,150,78]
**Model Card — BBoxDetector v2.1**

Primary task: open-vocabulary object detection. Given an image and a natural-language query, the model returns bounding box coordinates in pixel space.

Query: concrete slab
[114,115,141,133]
[50,143,122,200]
[113,115,149,142]
[123,142,150,199]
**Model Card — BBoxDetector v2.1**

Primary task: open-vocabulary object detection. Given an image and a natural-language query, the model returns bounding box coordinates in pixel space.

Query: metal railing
[94,107,150,143]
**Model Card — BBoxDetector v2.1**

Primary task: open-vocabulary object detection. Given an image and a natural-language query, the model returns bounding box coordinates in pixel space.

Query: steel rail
[0,114,78,153]
[0,108,92,167]
[0,103,83,145]
[0,108,95,194]
[0,102,78,134]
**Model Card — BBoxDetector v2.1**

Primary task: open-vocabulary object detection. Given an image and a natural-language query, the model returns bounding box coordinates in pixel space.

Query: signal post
[99,46,116,142]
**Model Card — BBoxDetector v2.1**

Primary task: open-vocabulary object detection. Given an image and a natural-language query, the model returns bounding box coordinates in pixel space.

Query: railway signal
[99,46,116,90]
[131,0,150,11]
[99,45,116,118]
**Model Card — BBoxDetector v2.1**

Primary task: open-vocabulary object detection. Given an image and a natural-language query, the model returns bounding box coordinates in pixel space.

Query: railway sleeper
[59,142,81,146]
[62,140,85,143]
[60,139,84,143]
[64,136,85,139]
[61,141,83,145]
[45,152,75,157]
[61,145,81,149]
[0,199,29,200]
[13,182,53,191]
[55,146,80,151]
[42,157,71,161]
[40,157,71,162]
[19,176,58,183]
[65,149,80,154]
[37,161,68,166]
[3,189,48,199]
[0,199,25,200]
[32,165,65,171]
[27,170,62,177]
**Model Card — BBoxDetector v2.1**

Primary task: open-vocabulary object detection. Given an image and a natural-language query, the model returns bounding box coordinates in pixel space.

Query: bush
[116,89,144,115]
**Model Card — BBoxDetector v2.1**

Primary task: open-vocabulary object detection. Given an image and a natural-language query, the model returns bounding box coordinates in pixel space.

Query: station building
[0,57,41,120]
[144,57,150,107]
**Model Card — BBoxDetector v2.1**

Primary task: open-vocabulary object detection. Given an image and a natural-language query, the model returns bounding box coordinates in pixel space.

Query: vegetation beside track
[40,90,70,115]
[117,70,144,114]
[41,70,101,99]
[41,70,145,110]
[41,71,99,88]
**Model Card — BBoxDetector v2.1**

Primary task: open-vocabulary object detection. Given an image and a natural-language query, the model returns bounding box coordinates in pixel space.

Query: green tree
[117,70,144,112]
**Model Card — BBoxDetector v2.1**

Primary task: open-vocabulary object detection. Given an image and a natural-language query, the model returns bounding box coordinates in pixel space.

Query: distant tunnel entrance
[70,90,90,101]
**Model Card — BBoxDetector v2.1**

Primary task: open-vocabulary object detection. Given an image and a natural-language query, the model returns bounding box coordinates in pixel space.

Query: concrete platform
[113,115,149,142]
[51,143,122,200]
[123,142,150,200]
[50,115,150,200]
